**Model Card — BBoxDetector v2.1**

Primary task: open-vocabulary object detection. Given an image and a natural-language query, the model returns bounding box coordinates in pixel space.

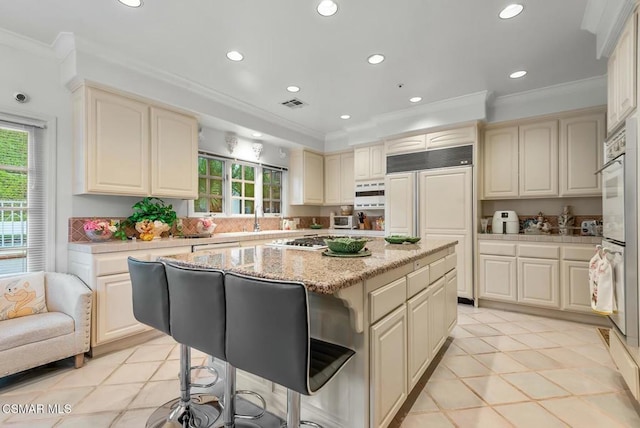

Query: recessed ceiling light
[252,132,262,138]
[317,0,338,17]
[287,86,300,93]
[367,54,385,65]
[117,0,143,7]
[340,115,351,120]
[226,51,244,62]
[509,70,527,79]
[499,4,524,19]
[409,97,422,103]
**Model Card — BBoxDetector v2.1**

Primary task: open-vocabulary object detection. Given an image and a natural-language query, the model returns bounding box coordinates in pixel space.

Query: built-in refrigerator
[385,145,474,301]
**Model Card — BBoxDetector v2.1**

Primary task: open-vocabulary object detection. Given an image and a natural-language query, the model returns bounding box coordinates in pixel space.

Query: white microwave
[354,180,385,210]
[332,215,357,229]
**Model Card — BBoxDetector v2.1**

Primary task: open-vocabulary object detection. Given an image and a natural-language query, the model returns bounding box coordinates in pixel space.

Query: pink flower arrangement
[196,218,217,235]
[200,218,214,229]
[83,219,117,241]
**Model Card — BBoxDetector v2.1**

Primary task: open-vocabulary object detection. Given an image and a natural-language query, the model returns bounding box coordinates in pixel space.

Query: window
[0,120,47,274]
[192,152,285,216]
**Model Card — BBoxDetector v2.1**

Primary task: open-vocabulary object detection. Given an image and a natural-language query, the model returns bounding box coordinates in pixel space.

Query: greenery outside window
[262,167,282,214]
[195,156,225,213]
[231,162,255,214]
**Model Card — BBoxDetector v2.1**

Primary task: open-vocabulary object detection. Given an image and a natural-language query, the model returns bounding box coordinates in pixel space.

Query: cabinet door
[96,273,149,345]
[407,288,431,390]
[427,126,476,150]
[150,107,198,199]
[303,151,324,204]
[324,154,341,205]
[519,121,558,197]
[482,127,518,198]
[370,144,386,178]
[559,113,605,196]
[428,278,446,356]
[479,255,517,302]
[86,87,149,196]
[608,51,619,133]
[384,173,414,235]
[385,135,426,155]
[371,305,407,428]
[616,13,637,122]
[340,152,355,204]
[354,147,371,180]
[445,269,458,334]
[517,257,560,308]
[561,260,592,313]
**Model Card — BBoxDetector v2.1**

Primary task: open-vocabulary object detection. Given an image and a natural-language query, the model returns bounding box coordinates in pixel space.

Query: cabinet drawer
[429,258,446,283]
[518,244,560,259]
[562,246,596,261]
[407,266,429,299]
[478,241,516,256]
[370,277,407,324]
[610,332,640,400]
[445,253,457,273]
[95,253,149,276]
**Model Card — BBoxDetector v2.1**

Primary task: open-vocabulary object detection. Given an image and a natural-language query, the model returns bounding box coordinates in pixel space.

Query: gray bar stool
[225,272,356,428]
[128,257,221,428]
[165,263,266,428]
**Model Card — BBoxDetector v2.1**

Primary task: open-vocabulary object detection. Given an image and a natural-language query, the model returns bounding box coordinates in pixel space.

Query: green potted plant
[114,197,177,240]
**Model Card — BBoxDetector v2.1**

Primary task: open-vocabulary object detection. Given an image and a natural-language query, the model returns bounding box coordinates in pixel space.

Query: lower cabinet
[428,278,447,356]
[479,254,517,302]
[561,260,592,313]
[517,258,560,308]
[445,269,458,333]
[96,273,149,344]
[407,288,431,390]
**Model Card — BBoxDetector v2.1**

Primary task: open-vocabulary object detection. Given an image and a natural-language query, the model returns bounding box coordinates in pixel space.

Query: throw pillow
[0,272,47,321]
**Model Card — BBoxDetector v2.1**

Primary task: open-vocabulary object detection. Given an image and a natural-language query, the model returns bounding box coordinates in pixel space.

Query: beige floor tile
[583,392,640,427]
[7,387,93,422]
[144,334,176,346]
[86,348,136,367]
[0,368,73,396]
[514,320,556,333]
[408,390,439,413]
[460,324,502,337]
[569,344,615,365]
[563,328,605,344]
[502,372,571,400]
[487,322,531,335]
[467,312,509,324]
[539,347,603,368]
[481,335,530,351]
[442,355,493,377]
[472,353,529,374]
[51,364,118,389]
[54,411,119,428]
[150,360,180,381]
[540,396,625,427]
[0,418,60,427]
[102,361,162,385]
[401,411,454,427]
[450,326,474,339]
[494,402,568,428]
[506,350,564,370]
[72,383,144,414]
[446,406,512,428]
[575,366,628,391]
[425,379,486,410]
[456,314,480,325]
[128,379,180,409]
[0,391,37,406]
[453,337,498,355]
[126,344,175,363]
[536,331,589,346]
[111,407,156,428]
[462,375,528,405]
[442,343,466,357]
[510,333,559,349]
[428,365,458,381]
[539,368,617,395]
[487,310,537,322]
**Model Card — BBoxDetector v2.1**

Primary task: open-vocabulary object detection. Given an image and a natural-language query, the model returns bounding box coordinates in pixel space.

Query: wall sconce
[252,142,264,160]
[225,134,238,154]
[278,147,287,159]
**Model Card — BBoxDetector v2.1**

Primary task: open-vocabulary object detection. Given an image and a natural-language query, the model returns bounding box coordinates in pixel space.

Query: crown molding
[582,0,636,59]
[0,27,55,59]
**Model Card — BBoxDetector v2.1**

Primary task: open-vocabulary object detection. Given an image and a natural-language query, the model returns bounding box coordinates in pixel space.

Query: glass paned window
[195,156,224,213]
[231,162,256,214]
[262,167,282,214]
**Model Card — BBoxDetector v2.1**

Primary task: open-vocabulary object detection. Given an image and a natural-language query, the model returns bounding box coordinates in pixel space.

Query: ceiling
[0,0,607,140]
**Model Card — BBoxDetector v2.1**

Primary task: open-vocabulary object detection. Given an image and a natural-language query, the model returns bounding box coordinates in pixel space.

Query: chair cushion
[0,312,74,352]
[0,272,47,321]
[308,338,355,393]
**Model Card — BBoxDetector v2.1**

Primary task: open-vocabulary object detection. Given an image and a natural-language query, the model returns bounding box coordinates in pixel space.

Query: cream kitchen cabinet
[72,84,198,198]
[407,287,431,390]
[478,243,517,302]
[518,120,558,197]
[559,113,605,196]
[384,135,426,155]
[289,149,324,205]
[517,257,560,309]
[608,12,637,134]
[482,127,519,198]
[561,245,595,313]
[428,277,447,356]
[384,173,414,235]
[354,144,385,180]
[426,125,476,150]
[324,151,354,205]
[445,269,458,333]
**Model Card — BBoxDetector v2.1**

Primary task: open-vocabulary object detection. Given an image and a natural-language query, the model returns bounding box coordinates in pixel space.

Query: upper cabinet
[518,120,558,197]
[324,151,354,205]
[72,84,198,199]
[482,127,519,199]
[608,12,637,134]
[290,149,324,205]
[384,125,477,156]
[354,144,385,180]
[385,135,426,155]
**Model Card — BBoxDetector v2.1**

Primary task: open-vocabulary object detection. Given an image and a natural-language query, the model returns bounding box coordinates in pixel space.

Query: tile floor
[0,304,639,427]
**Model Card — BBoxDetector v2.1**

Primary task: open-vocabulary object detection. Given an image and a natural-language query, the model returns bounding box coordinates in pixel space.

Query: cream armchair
[0,272,92,377]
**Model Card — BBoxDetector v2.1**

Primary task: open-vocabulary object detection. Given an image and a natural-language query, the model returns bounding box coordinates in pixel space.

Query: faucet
[253,205,261,232]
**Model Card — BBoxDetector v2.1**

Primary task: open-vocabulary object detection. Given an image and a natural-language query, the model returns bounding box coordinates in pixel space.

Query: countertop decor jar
[83,219,116,242]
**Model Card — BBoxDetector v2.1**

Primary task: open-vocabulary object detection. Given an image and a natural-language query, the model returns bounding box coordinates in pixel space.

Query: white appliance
[599,114,638,346]
[385,145,474,301]
[354,180,385,210]
[330,214,357,229]
[492,211,519,234]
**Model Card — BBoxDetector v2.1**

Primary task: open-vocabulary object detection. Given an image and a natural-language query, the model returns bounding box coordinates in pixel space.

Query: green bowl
[310,224,323,229]
[405,236,421,243]
[324,237,368,253]
[385,235,409,244]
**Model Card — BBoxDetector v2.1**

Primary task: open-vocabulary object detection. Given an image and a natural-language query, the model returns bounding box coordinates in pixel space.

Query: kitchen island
[160,238,458,428]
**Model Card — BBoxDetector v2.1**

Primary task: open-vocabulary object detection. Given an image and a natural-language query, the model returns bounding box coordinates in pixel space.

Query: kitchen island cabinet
[161,238,457,428]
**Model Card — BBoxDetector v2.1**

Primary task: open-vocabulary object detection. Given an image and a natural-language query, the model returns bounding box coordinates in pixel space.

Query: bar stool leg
[286,390,300,428]
[223,362,236,427]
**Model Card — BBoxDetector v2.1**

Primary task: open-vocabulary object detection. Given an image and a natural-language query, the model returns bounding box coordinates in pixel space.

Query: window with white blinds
[0,119,47,274]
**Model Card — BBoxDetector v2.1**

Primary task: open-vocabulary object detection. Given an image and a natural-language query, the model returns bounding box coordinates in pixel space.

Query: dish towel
[589,250,616,315]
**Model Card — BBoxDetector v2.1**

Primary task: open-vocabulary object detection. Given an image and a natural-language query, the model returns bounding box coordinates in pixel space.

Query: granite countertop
[68,228,384,254]
[159,238,457,295]
[478,233,602,244]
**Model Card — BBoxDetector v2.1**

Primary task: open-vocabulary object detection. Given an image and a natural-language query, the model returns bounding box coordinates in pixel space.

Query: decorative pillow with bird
[0,272,47,321]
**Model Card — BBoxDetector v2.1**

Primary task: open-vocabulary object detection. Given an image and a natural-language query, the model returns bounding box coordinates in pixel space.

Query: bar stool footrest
[191,365,220,389]
[146,395,222,428]
[234,390,267,420]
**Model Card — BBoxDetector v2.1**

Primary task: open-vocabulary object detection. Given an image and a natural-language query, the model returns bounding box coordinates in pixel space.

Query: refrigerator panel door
[384,172,415,236]
[602,155,625,242]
